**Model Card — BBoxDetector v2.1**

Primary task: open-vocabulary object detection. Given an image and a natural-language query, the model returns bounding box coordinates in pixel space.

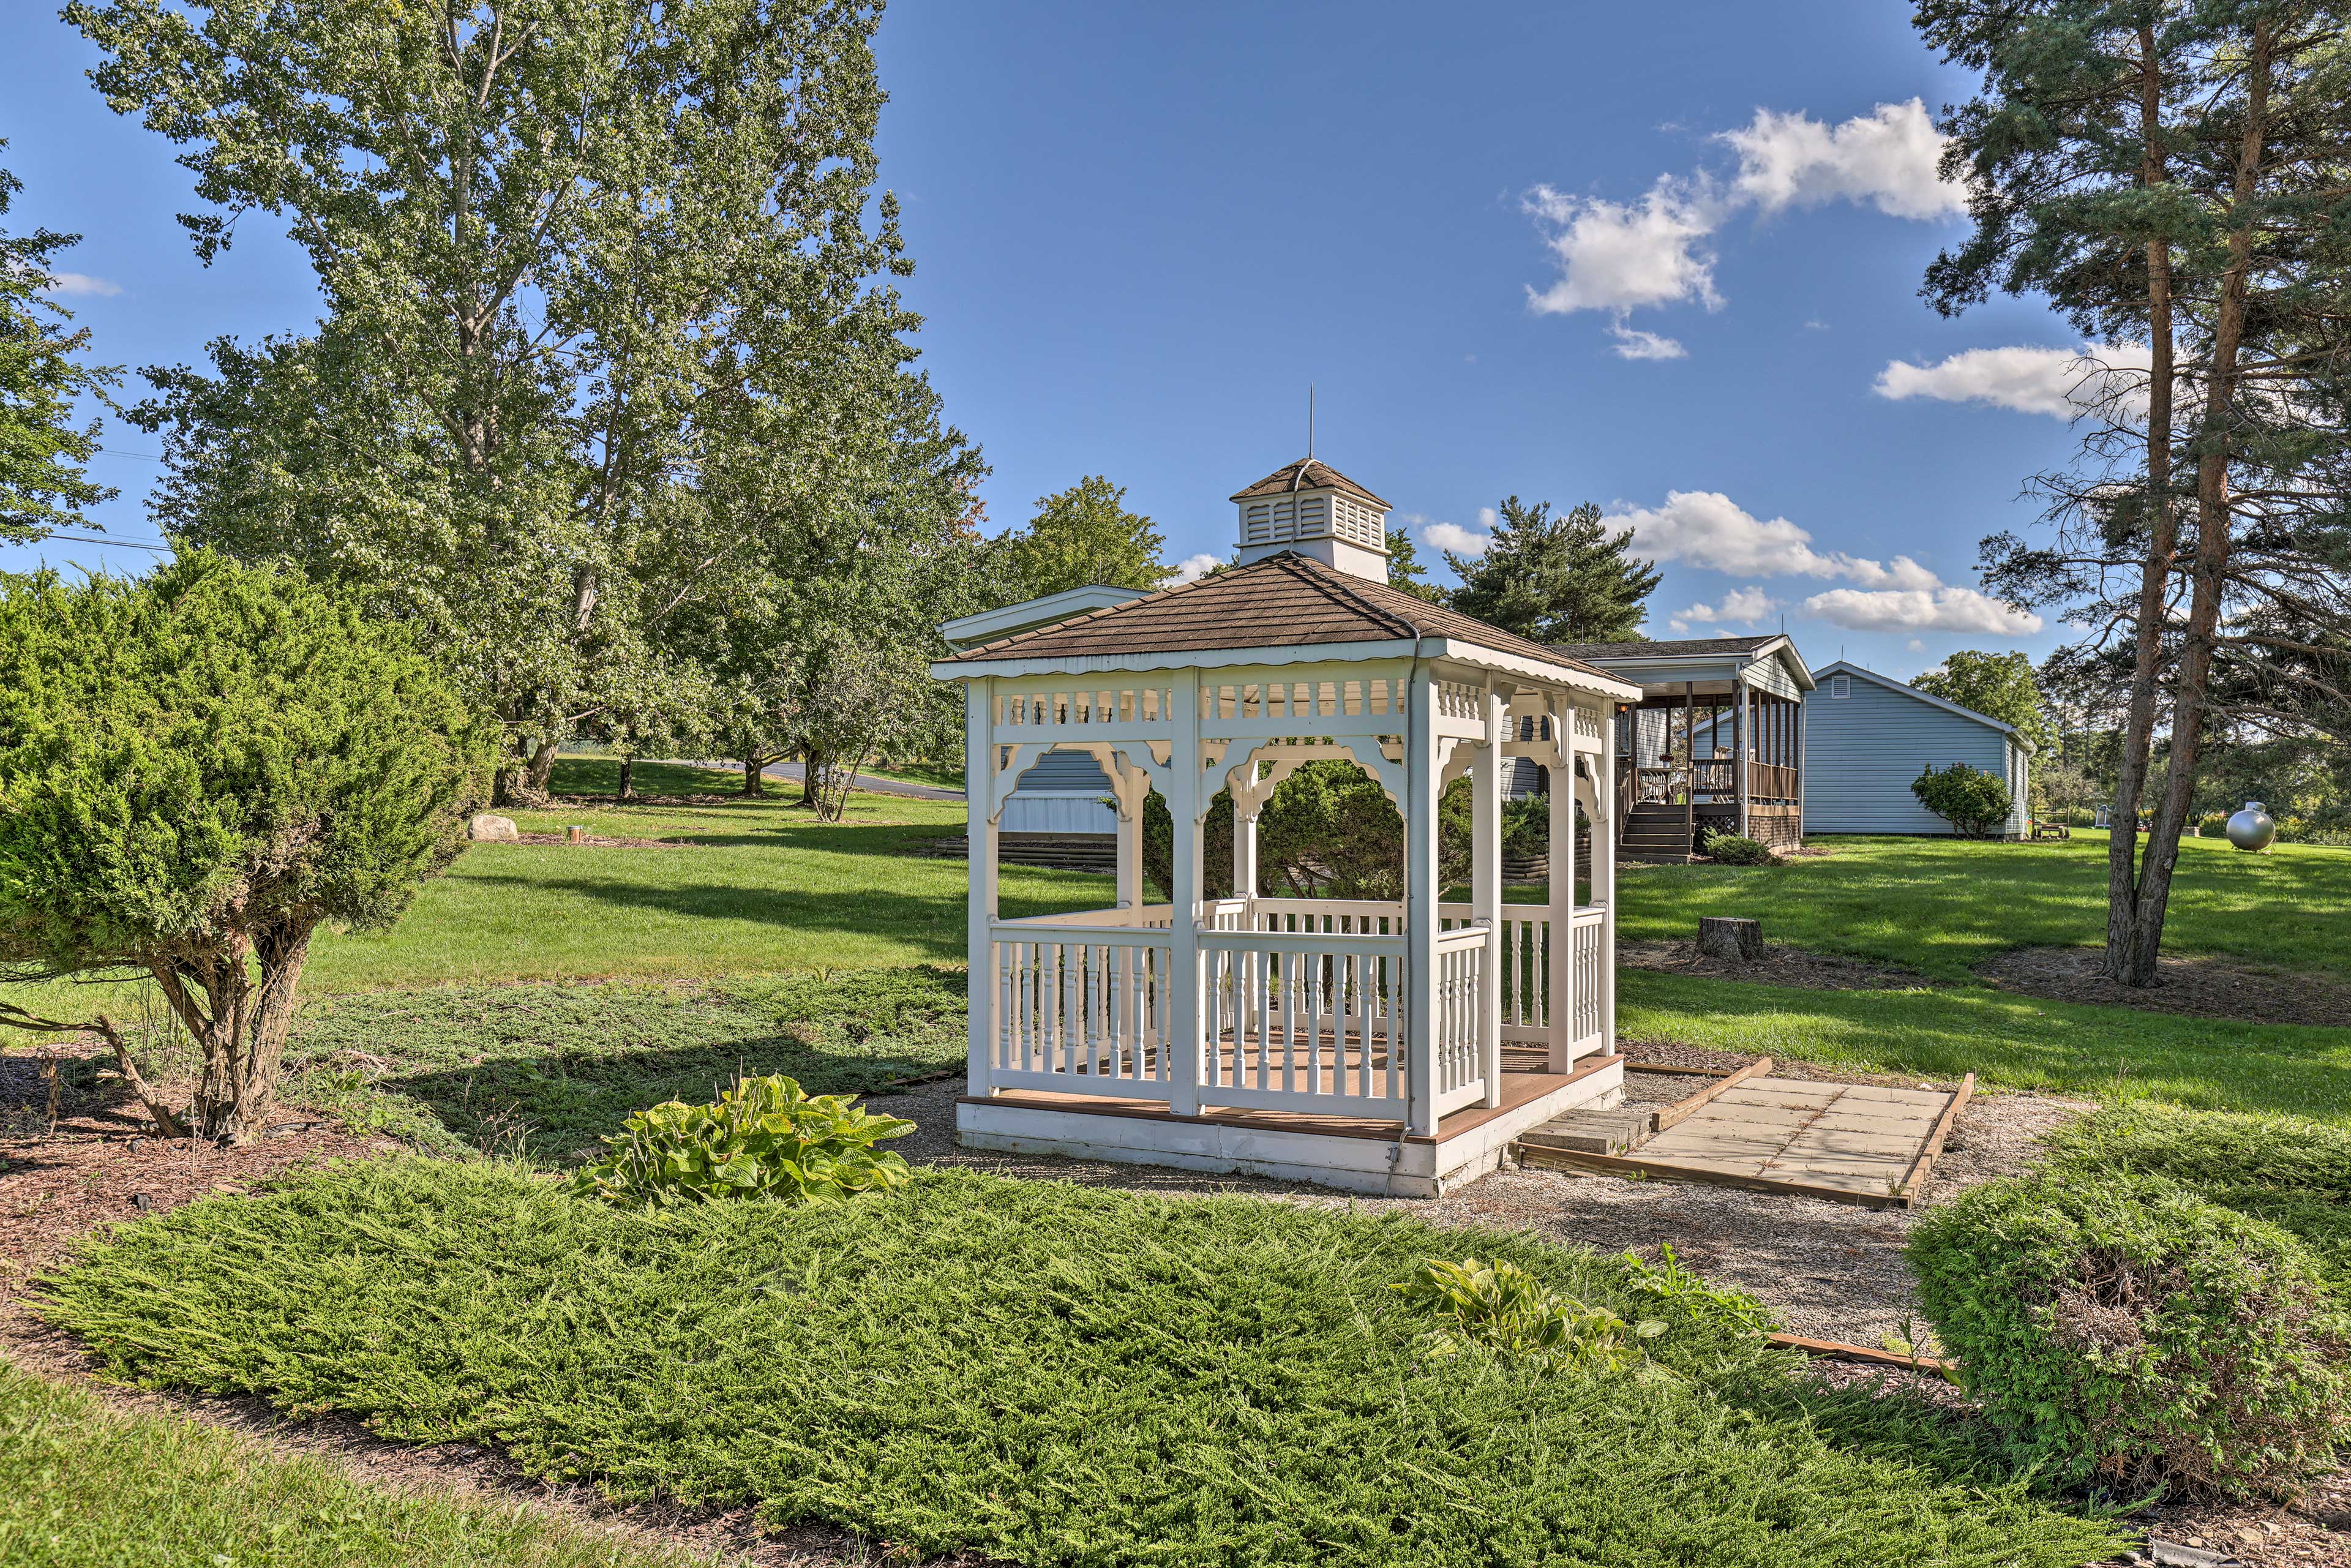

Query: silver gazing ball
[2225,800,2278,852]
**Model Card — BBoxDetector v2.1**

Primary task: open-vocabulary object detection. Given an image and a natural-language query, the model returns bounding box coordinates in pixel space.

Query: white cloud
[1601,489,1930,590]
[1524,102,1963,356]
[1476,506,1498,530]
[43,272,121,298]
[1524,177,1725,318]
[1801,586,2042,635]
[1721,100,1967,221]
[1422,520,1491,558]
[1907,638,1927,653]
[1166,553,1221,586]
[1873,342,2153,419]
[1668,586,1780,633]
[1609,323,1687,361]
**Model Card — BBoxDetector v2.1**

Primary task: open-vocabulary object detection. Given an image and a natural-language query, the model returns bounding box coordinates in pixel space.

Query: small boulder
[469,813,520,842]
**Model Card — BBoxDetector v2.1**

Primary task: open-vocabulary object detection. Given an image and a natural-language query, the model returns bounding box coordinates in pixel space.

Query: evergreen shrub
[1908,1170,2349,1497]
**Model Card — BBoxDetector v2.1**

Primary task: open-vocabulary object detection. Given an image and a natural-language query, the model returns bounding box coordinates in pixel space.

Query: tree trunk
[2104,21,2182,986]
[149,921,316,1143]
[617,754,635,800]
[741,752,767,797]
[2119,18,2272,988]
[523,737,562,799]
[800,746,825,809]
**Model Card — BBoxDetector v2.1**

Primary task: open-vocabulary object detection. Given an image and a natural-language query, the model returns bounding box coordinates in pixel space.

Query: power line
[11,531,173,552]
[94,447,169,462]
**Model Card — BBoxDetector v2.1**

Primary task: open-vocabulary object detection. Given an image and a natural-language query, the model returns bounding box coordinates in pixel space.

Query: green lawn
[0,1362,718,1568]
[285,967,969,1162]
[13,805,2350,1126]
[40,1160,2125,1568]
[1610,830,2351,983]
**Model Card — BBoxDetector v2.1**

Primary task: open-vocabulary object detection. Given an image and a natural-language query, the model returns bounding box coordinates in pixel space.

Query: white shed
[1802,660,2034,838]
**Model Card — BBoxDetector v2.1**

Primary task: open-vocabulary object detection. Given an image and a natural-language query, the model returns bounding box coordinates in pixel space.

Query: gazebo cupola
[1229,459,1392,580]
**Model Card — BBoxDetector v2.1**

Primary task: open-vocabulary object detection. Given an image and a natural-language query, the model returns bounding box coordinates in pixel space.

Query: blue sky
[2,1,2106,678]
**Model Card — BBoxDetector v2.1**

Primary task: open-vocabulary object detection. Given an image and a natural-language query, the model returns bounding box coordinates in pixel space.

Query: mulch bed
[0,1043,396,1302]
[512,830,713,849]
[1619,938,1929,992]
[1976,947,2351,1030]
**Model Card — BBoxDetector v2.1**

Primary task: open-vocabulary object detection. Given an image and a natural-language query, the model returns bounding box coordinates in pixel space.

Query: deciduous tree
[1911,650,2058,754]
[77,0,932,805]
[1003,476,1167,596]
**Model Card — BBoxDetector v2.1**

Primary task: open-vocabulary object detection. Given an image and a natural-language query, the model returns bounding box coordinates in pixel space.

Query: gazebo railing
[987,915,1174,1099]
[1431,923,1490,1116]
[1200,928,1408,1117]
[982,894,1601,1117]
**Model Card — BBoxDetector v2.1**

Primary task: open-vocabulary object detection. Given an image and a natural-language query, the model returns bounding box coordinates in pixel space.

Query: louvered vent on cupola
[1227,459,1393,580]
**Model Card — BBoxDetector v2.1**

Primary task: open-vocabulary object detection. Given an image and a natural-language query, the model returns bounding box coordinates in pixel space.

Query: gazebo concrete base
[956,1052,1624,1198]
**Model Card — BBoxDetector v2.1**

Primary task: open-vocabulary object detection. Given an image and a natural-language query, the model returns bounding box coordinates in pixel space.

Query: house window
[1831,674,1850,699]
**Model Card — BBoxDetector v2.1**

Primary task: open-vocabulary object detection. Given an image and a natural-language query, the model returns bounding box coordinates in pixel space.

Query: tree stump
[1697,917,1763,962]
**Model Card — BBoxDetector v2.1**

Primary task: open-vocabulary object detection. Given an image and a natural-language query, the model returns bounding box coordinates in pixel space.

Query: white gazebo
[932,459,1640,1195]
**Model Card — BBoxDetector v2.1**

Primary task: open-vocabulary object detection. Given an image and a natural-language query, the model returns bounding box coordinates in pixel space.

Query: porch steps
[1518,1104,1656,1157]
[1619,804,1698,865]
[913,833,1118,874]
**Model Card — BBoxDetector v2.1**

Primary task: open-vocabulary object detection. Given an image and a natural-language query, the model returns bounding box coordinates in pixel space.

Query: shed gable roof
[939,550,1614,679]
[1815,659,2031,749]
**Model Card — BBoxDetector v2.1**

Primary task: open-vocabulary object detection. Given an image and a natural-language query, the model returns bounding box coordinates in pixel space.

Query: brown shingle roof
[941,552,1619,682]
[1228,459,1390,509]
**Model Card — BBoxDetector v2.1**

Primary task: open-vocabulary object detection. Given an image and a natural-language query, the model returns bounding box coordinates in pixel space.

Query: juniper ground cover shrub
[1910,1169,2349,1498]
[43,1159,2126,1567]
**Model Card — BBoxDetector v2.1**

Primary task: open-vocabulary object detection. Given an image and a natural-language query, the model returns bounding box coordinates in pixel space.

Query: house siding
[1000,746,1116,835]
[1804,673,2021,836]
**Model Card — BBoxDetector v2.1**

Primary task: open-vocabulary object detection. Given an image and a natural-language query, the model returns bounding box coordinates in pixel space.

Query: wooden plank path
[1518,1073,1975,1210]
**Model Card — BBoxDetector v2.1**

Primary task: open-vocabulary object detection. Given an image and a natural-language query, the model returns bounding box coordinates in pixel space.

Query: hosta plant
[1394,1257,1663,1372]
[571,1074,915,1208]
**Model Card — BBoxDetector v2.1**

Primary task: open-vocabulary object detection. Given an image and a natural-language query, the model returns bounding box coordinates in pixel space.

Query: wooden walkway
[1518,1073,1973,1210]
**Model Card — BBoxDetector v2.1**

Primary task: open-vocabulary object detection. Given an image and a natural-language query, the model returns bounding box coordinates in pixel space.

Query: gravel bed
[869,1073,2088,1346]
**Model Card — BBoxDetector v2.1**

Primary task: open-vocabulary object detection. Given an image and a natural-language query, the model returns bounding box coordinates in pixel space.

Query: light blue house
[1800,660,2032,838]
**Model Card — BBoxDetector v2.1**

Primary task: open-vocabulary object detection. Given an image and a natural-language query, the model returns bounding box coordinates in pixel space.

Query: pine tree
[1922,0,2351,982]
[1443,497,1659,643]
[1382,528,1441,602]
[0,143,118,543]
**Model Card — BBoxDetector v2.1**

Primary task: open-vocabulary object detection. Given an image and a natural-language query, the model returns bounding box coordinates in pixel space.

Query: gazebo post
[1101,751,1150,912]
[1403,672,1440,1138]
[1232,790,1259,905]
[964,680,998,1100]
[1598,691,1619,1057]
[1473,678,1505,1108]
[1545,698,1575,1073]
[1167,669,1204,1117]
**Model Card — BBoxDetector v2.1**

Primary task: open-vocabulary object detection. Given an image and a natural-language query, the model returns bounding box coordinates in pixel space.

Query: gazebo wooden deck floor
[965,1045,1618,1145]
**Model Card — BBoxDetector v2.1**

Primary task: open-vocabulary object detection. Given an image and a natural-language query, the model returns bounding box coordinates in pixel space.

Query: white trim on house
[941,585,1152,652]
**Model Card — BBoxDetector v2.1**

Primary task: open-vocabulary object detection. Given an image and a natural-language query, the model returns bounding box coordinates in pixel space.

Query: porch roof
[936,551,1627,687]
[1549,632,1816,697]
